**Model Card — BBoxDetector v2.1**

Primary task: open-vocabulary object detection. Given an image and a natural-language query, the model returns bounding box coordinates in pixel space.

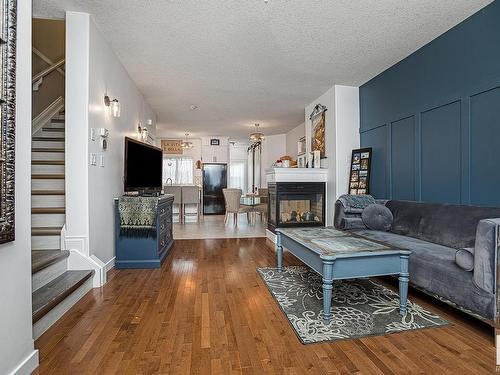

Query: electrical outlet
[90,153,97,166]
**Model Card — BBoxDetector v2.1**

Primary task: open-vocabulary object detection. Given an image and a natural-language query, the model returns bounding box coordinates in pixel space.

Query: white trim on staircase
[32,96,64,135]
[7,350,39,375]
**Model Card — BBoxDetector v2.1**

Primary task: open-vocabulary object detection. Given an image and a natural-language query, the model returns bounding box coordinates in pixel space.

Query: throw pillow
[455,247,474,272]
[361,204,393,231]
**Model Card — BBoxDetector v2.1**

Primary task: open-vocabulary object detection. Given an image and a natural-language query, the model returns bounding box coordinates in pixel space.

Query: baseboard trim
[8,349,39,375]
[104,257,115,274]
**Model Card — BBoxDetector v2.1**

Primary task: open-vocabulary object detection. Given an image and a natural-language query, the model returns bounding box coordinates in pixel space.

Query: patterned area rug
[257,266,449,344]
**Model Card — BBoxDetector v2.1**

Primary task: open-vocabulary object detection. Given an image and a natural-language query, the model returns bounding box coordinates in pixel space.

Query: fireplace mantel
[266,168,328,183]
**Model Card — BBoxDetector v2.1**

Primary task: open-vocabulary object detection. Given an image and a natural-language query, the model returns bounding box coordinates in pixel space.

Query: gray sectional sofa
[334,198,500,324]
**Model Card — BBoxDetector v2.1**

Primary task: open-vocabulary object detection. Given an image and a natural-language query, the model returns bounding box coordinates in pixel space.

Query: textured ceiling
[34,0,492,138]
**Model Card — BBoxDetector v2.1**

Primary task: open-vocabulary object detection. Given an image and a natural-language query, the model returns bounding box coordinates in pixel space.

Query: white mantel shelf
[266,168,328,183]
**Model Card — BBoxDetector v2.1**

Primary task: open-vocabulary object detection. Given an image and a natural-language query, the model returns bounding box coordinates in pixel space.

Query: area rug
[257,266,449,344]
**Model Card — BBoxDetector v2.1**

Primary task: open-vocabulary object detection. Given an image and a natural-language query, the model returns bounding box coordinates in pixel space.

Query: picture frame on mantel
[348,148,372,195]
[0,0,17,244]
[309,104,327,159]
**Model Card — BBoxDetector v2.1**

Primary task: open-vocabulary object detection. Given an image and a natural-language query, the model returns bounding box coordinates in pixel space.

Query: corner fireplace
[268,182,325,233]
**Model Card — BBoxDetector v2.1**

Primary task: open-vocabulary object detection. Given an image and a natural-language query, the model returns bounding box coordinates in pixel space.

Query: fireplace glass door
[267,182,325,232]
[279,194,323,224]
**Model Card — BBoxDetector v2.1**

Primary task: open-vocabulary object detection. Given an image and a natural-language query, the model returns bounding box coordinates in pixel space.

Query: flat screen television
[124,137,163,193]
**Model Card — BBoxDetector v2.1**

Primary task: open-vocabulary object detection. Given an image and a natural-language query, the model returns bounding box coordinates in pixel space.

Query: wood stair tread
[32,207,65,214]
[32,148,65,153]
[32,174,65,179]
[32,250,69,274]
[32,137,65,142]
[43,127,65,132]
[50,119,65,123]
[32,270,94,323]
[32,189,65,195]
[32,227,63,236]
[32,160,65,165]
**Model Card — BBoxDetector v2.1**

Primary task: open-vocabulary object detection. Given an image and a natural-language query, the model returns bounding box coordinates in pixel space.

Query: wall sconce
[137,123,148,142]
[104,95,121,118]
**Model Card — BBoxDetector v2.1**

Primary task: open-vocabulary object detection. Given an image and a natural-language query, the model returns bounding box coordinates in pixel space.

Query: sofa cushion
[362,204,393,231]
[351,229,495,320]
[385,200,500,249]
[474,218,500,294]
[455,248,474,272]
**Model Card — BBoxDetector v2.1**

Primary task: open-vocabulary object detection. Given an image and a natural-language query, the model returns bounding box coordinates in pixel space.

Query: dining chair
[253,187,268,222]
[181,186,201,223]
[164,185,182,222]
[222,188,252,226]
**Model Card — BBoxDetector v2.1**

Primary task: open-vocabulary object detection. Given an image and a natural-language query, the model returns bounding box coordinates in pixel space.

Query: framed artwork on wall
[309,104,327,159]
[348,148,372,195]
[0,0,17,244]
[210,138,220,146]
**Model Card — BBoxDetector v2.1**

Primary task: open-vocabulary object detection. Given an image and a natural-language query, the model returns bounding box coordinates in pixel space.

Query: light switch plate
[90,153,97,166]
[90,128,96,141]
[100,155,105,167]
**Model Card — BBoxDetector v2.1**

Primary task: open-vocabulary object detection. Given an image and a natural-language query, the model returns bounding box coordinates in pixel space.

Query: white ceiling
[34,0,492,138]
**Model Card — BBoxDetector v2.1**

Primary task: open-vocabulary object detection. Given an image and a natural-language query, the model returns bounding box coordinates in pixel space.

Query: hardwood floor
[35,238,496,374]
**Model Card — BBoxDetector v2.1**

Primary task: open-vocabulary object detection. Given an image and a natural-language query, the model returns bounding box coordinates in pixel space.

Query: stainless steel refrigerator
[202,163,227,215]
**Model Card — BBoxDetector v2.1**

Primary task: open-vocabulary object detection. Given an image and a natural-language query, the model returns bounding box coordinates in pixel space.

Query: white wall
[285,122,305,157]
[305,85,359,225]
[0,1,39,373]
[87,16,157,264]
[65,12,90,260]
[66,12,157,270]
[334,85,360,197]
[260,134,286,186]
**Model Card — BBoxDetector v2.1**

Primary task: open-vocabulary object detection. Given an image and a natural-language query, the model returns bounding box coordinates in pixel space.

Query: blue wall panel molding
[390,116,415,200]
[359,1,500,206]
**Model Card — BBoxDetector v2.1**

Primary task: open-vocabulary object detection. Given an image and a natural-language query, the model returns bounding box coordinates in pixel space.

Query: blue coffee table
[275,227,411,323]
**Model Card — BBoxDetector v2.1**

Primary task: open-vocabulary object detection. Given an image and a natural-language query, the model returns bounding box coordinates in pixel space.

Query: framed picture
[348,147,372,195]
[309,104,327,159]
[210,138,220,146]
[0,0,17,244]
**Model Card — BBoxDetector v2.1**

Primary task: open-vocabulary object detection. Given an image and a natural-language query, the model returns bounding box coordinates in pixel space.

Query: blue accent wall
[360,1,500,207]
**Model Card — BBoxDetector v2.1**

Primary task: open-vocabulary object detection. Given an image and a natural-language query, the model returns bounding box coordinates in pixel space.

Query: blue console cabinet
[114,195,174,268]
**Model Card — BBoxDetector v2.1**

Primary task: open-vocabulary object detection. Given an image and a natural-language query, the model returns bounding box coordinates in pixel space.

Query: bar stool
[164,185,182,222]
[181,186,200,223]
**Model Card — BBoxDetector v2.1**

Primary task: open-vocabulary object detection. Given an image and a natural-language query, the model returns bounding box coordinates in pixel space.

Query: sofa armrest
[474,218,500,294]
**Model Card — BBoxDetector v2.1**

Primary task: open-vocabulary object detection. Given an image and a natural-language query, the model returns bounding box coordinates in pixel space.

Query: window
[163,157,193,185]
[229,160,247,192]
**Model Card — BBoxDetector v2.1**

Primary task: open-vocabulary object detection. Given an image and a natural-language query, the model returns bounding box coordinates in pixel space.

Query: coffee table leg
[276,232,283,272]
[322,260,334,324]
[399,254,410,316]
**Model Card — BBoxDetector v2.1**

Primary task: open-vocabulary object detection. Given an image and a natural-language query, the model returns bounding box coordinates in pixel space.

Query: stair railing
[32,96,64,135]
[32,58,65,91]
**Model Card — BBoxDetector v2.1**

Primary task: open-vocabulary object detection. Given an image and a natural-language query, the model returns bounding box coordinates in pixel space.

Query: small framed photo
[348,147,372,195]
[210,138,220,146]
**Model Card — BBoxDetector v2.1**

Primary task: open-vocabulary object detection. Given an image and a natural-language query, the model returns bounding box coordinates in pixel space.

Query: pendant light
[181,133,193,149]
[249,123,264,143]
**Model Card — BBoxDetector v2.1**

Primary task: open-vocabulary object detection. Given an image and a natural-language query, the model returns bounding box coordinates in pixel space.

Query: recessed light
[190,104,198,110]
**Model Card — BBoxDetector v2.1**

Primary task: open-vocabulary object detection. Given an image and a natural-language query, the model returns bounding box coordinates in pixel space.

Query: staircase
[31,112,94,339]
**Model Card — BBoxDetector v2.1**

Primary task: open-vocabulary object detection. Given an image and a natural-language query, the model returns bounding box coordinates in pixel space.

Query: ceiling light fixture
[104,95,121,118]
[181,133,193,149]
[249,123,264,143]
